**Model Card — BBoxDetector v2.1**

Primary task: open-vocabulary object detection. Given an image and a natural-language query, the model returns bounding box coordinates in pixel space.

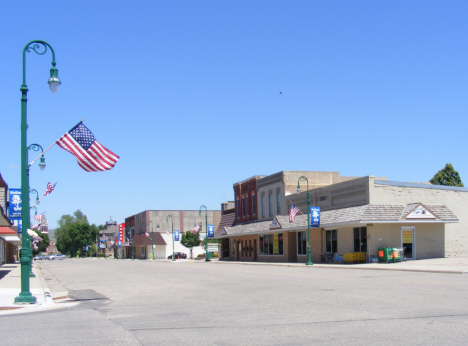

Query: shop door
[236,241,240,261]
[401,227,415,260]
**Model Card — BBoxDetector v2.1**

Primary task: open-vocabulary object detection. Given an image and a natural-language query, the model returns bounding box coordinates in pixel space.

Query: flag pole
[290,200,305,215]
[32,181,58,206]
[29,119,85,167]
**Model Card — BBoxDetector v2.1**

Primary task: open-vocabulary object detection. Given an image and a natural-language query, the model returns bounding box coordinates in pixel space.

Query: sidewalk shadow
[0,270,12,280]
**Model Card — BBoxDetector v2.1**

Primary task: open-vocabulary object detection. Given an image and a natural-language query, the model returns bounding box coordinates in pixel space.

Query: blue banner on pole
[208,225,215,238]
[174,230,180,241]
[8,188,22,219]
[310,207,320,227]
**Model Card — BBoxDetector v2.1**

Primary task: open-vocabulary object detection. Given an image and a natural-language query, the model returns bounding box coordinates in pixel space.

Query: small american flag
[31,224,39,230]
[56,121,119,172]
[191,223,200,234]
[34,213,44,222]
[164,229,169,235]
[145,232,149,237]
[289,203,300,223]
[44,182,57,196]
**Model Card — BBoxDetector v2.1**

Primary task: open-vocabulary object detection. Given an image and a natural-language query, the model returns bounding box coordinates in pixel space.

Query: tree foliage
[55,210,99,257]
[32,232,50,255]
[181,230,201,248]
[430,163,464,187]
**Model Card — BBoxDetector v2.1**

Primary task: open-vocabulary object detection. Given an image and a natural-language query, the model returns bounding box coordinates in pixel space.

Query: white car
[48,254,66,260]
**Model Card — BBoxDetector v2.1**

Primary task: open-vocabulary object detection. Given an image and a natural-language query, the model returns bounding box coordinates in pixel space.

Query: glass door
[401,227,415,260]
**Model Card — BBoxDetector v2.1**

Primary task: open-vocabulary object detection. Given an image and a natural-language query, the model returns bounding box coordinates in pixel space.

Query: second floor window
[262,197,265,218]
[242,197,245,217]
[277,192,281,214]
[269,194,273,217]
[236,199,240,218]
[246,196,249,216]
[252,195,256,215]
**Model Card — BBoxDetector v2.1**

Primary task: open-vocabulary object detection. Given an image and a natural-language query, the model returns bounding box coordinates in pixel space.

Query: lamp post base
[306,261,313,266]
[14,292,37,304]
[29,272,36,277]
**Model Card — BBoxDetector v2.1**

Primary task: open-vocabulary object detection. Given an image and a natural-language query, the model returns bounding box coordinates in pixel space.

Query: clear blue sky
[2,1,467,228]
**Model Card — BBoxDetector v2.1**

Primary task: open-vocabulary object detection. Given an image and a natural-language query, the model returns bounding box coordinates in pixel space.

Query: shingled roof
[217,203,457,237]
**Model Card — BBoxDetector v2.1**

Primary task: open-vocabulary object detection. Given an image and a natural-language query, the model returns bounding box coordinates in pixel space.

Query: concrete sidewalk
[0,262,74,315]
[211,256,468,274]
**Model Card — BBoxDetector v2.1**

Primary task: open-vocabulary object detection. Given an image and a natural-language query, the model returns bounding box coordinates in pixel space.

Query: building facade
[124,209,222,259]
[217,175,464,262]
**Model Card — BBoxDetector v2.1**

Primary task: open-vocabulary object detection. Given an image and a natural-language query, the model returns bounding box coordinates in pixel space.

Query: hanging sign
[310,207,320,227]
[208,224,215,238]
[174,230,180,241]
[8,188,22,219]
[118,223,125,243]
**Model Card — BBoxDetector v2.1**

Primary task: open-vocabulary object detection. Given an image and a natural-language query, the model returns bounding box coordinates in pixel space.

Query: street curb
[207,260,466,275]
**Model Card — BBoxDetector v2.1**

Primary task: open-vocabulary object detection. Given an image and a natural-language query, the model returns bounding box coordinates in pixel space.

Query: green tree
[181,231,201,259]
[32,232,50,255]
[55,210,99,257]
[430,163,464,187]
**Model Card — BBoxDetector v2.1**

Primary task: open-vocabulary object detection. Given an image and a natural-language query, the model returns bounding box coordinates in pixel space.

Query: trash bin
[391,248,401,262]
[378,247,392,263]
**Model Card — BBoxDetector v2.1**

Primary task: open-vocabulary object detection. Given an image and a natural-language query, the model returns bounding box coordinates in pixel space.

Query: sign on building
[118,223,125,243]
[310,207,320,227]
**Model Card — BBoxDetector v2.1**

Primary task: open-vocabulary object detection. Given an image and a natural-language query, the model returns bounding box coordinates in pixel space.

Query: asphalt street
[2,258,468,345]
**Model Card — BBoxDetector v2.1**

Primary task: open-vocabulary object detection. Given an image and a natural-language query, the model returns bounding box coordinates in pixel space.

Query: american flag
[31,224,39,230]
[145,232,149,237]
[164,229,169,235]
[44,182,56,196]
[56,122,119,172]
[289,203,300,223]
[34,213,44,222]
[191,223,200,234]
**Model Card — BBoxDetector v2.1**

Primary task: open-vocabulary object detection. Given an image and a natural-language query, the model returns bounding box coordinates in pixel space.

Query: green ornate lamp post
[166,215,175,261]
[199,205,210,262]
[147,220,154,261]
[15,40,61,304]
[297,176,313,266]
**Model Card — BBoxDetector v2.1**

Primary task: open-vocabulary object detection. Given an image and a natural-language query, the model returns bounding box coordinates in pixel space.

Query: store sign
[8,188,22,219]
[406,205,436,219]
[310,207,320,227]
[174,230,180,241]
[118,223,125,243]
[402,230,413,243]
[270,218,281,229]
[208,225,215,238]
[273,234,279,255]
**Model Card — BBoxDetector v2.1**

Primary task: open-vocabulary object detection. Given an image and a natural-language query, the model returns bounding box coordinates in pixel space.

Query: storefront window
[297,231,307,255]
[326,230,337,253]
[259,233,283,255]
[354,227,367,252]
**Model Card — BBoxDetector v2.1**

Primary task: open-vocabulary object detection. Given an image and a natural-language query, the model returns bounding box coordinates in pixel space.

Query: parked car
[167,252,187,259]
[33,254,47,260]
[48,254,66,260]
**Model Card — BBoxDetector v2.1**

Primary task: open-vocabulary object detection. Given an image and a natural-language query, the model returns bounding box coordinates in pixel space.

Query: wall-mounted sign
[8,188,22,219]
[310,207,320,227]
[208,224,215,238]
[174,230,180,241]
[270,218,281,229]
[405,205,436,219]
[118,223,125,243]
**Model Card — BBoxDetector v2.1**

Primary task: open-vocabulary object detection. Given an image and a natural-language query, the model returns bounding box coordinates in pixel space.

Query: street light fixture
[147,220,154,261]
[15,40,60,304]
[199,205,210,262]
[297,176,313,266]
[29,189,40,206]
[28,144,46,171]
[166,215,175,261]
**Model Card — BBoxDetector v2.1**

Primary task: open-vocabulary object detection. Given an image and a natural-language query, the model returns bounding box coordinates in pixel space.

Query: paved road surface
[1,258,467,345]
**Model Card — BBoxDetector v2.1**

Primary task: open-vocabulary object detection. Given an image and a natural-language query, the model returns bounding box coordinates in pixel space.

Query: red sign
[118,223,125,243]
